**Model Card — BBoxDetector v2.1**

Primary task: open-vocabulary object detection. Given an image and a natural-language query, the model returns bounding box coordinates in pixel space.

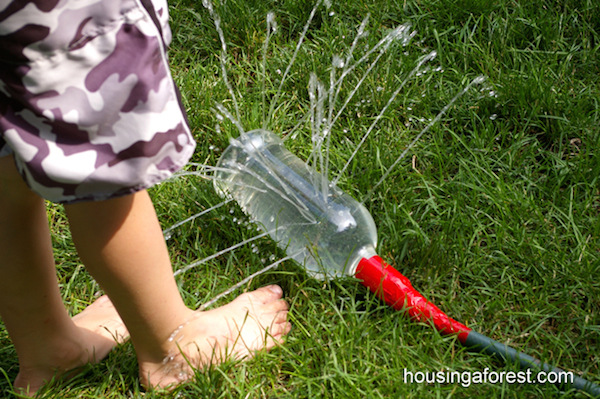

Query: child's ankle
[14,334,87,396]
[132,308,198,364]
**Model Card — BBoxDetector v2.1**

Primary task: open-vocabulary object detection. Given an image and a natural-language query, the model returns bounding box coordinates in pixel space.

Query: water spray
[198,0,598,394]
[214,129,600,397]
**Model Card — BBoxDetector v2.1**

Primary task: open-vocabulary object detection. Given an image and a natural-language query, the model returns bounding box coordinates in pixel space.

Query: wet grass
[1,0,599,397]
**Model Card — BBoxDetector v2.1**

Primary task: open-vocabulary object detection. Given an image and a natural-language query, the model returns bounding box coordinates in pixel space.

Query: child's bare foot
[138,285,291,389]
[14,295,129,396]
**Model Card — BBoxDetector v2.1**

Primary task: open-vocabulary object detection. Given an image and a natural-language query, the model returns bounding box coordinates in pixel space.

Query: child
[0,0,291,395]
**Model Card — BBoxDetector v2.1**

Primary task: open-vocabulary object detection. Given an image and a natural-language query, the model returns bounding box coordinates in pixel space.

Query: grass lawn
[1,0,599,397]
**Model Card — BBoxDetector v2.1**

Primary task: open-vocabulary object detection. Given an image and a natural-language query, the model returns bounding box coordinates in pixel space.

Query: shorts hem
[55,153,194,205]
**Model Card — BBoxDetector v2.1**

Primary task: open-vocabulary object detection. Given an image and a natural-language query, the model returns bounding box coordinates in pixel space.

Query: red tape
[355,255,470,343]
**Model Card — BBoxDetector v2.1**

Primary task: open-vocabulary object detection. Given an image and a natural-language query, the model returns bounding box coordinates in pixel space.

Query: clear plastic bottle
[214,129,471,341]
[214,129,377,278]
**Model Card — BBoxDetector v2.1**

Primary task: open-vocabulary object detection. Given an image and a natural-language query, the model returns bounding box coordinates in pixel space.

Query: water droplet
[232,217,237,222]
[229,208,235,214]
[164,232,173,240]
[209,145,215,150]
[269,255,276,261]
[329,11,335,16]
[332,55,345,68]
[269,216,275,222]
[357,15,369,37]
[267,12,277,32]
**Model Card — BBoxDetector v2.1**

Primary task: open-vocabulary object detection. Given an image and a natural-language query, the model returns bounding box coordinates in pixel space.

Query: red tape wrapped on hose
[355,255,471,343]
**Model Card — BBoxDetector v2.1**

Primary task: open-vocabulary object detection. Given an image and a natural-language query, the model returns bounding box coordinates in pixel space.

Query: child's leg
[64,189,291,388]
[0,155,128,396]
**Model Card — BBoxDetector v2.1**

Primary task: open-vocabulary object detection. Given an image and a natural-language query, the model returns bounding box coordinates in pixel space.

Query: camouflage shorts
[0,0,196,203]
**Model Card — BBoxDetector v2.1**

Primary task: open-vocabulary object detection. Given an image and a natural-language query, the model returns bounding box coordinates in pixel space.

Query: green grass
[2,0,599,397]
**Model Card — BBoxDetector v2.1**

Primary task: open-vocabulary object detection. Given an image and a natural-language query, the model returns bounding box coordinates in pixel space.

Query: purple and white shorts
[0,0,196,203]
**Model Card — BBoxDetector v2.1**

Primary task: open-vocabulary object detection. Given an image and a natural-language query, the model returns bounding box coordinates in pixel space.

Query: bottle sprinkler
[214,129,599,397]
